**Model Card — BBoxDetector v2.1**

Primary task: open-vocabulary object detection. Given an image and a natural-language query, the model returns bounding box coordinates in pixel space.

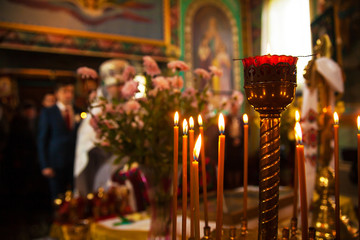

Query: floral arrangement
[89,56,221,174]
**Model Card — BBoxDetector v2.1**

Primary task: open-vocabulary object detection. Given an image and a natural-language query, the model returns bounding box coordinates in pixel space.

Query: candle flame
[333,112,339,125]
[266,43,272,55]
[198,114,203,127]
[174,112,179,126]
[183,119,188,135]
[295,110,300,122]
[294,122,303,144]
[189,116,194,130]
[243,114,248,124]
[218,113,225,134]
[357,115,360,132]
[193,134,202,161]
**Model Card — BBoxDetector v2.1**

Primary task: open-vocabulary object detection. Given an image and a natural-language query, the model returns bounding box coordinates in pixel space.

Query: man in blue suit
[38,81,82,199]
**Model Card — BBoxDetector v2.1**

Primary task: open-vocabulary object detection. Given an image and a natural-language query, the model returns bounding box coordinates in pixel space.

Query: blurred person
[42,93,56,108]
[37,81,82,199]
[74,60,130,196]
[4,100,38,196]
[99,59,129,101]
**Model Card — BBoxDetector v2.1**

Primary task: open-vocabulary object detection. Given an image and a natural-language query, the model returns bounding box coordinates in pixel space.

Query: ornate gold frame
[184,0,241,90]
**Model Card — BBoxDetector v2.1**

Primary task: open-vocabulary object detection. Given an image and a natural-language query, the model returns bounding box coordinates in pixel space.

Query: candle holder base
[201,226,212,240]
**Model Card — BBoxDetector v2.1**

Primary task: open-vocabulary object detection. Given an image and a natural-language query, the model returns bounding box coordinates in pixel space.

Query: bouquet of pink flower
[90,56,217,171]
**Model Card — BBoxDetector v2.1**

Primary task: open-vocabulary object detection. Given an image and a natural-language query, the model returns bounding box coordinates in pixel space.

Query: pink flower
[77,67,98,79]
[135,116,144,129]
[100,141,110,147]
[182,87,196,98]
[191,99,198,108]
[103,119,119,129]
[167,60,189,72]
[205,90,213,99]
[122,66,136,82]
[123,100,141,114]
[209,66,223,77]
[105,104,116,114]
[152,76,170,90]
[194,68,211,81]
[121,80,139,99]
[143,56,161,77]
[148,88,158,97]
[169,76,184,89]
[115,104,124,113]
[231,90,244,106]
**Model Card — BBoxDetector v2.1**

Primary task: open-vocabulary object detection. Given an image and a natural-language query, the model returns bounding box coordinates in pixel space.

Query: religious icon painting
[184,0,242,96]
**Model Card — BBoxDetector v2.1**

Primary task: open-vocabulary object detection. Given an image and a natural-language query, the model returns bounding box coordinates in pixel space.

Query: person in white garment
[74,60,130,196]
[302,34,344,211]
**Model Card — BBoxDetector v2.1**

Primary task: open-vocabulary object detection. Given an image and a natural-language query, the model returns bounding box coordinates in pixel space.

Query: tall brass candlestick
[333,112,340,240]
[198,115,209,227]
[241,55,298,240]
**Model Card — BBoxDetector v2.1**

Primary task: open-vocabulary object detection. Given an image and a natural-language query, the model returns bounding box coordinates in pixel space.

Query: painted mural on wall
[0,0,163,40]
[193,5,233,93]
[0,0,180,59]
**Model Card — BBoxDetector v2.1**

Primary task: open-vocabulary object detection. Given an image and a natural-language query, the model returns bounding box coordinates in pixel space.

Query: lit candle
[216,113,225,240]
[293,110,300,219]
[294,122,308,240]
[193,134,202,240]
[334,112,340,240]
[172,112,179,240]
[182,120,188,240]
[243,113,248,227]
[189,116,195,238]
[357,116,360,224]
[198,114,209,227]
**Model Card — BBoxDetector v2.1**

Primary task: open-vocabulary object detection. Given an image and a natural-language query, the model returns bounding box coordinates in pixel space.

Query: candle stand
[242,55,298,240]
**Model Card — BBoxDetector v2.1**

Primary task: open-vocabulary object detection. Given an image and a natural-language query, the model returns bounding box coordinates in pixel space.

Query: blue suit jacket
[37,105,82,170]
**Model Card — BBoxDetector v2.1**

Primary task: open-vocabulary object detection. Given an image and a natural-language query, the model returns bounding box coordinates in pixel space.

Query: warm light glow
[266,43,272,55]
[134,75,146,99]
[198,114,203,127]
[357,115,360,132]
[80,112,87,119]
[87,193,94,200]
[174,112,179,126]
[243,114,248,125]
[54,198,62,206]
[333,112,339,125]
[189,116,194,130]
[294,122,303,144]
[218,113,225,134]
[193,134,202,161]
[183,119,188,135]
[295,110,300,122]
